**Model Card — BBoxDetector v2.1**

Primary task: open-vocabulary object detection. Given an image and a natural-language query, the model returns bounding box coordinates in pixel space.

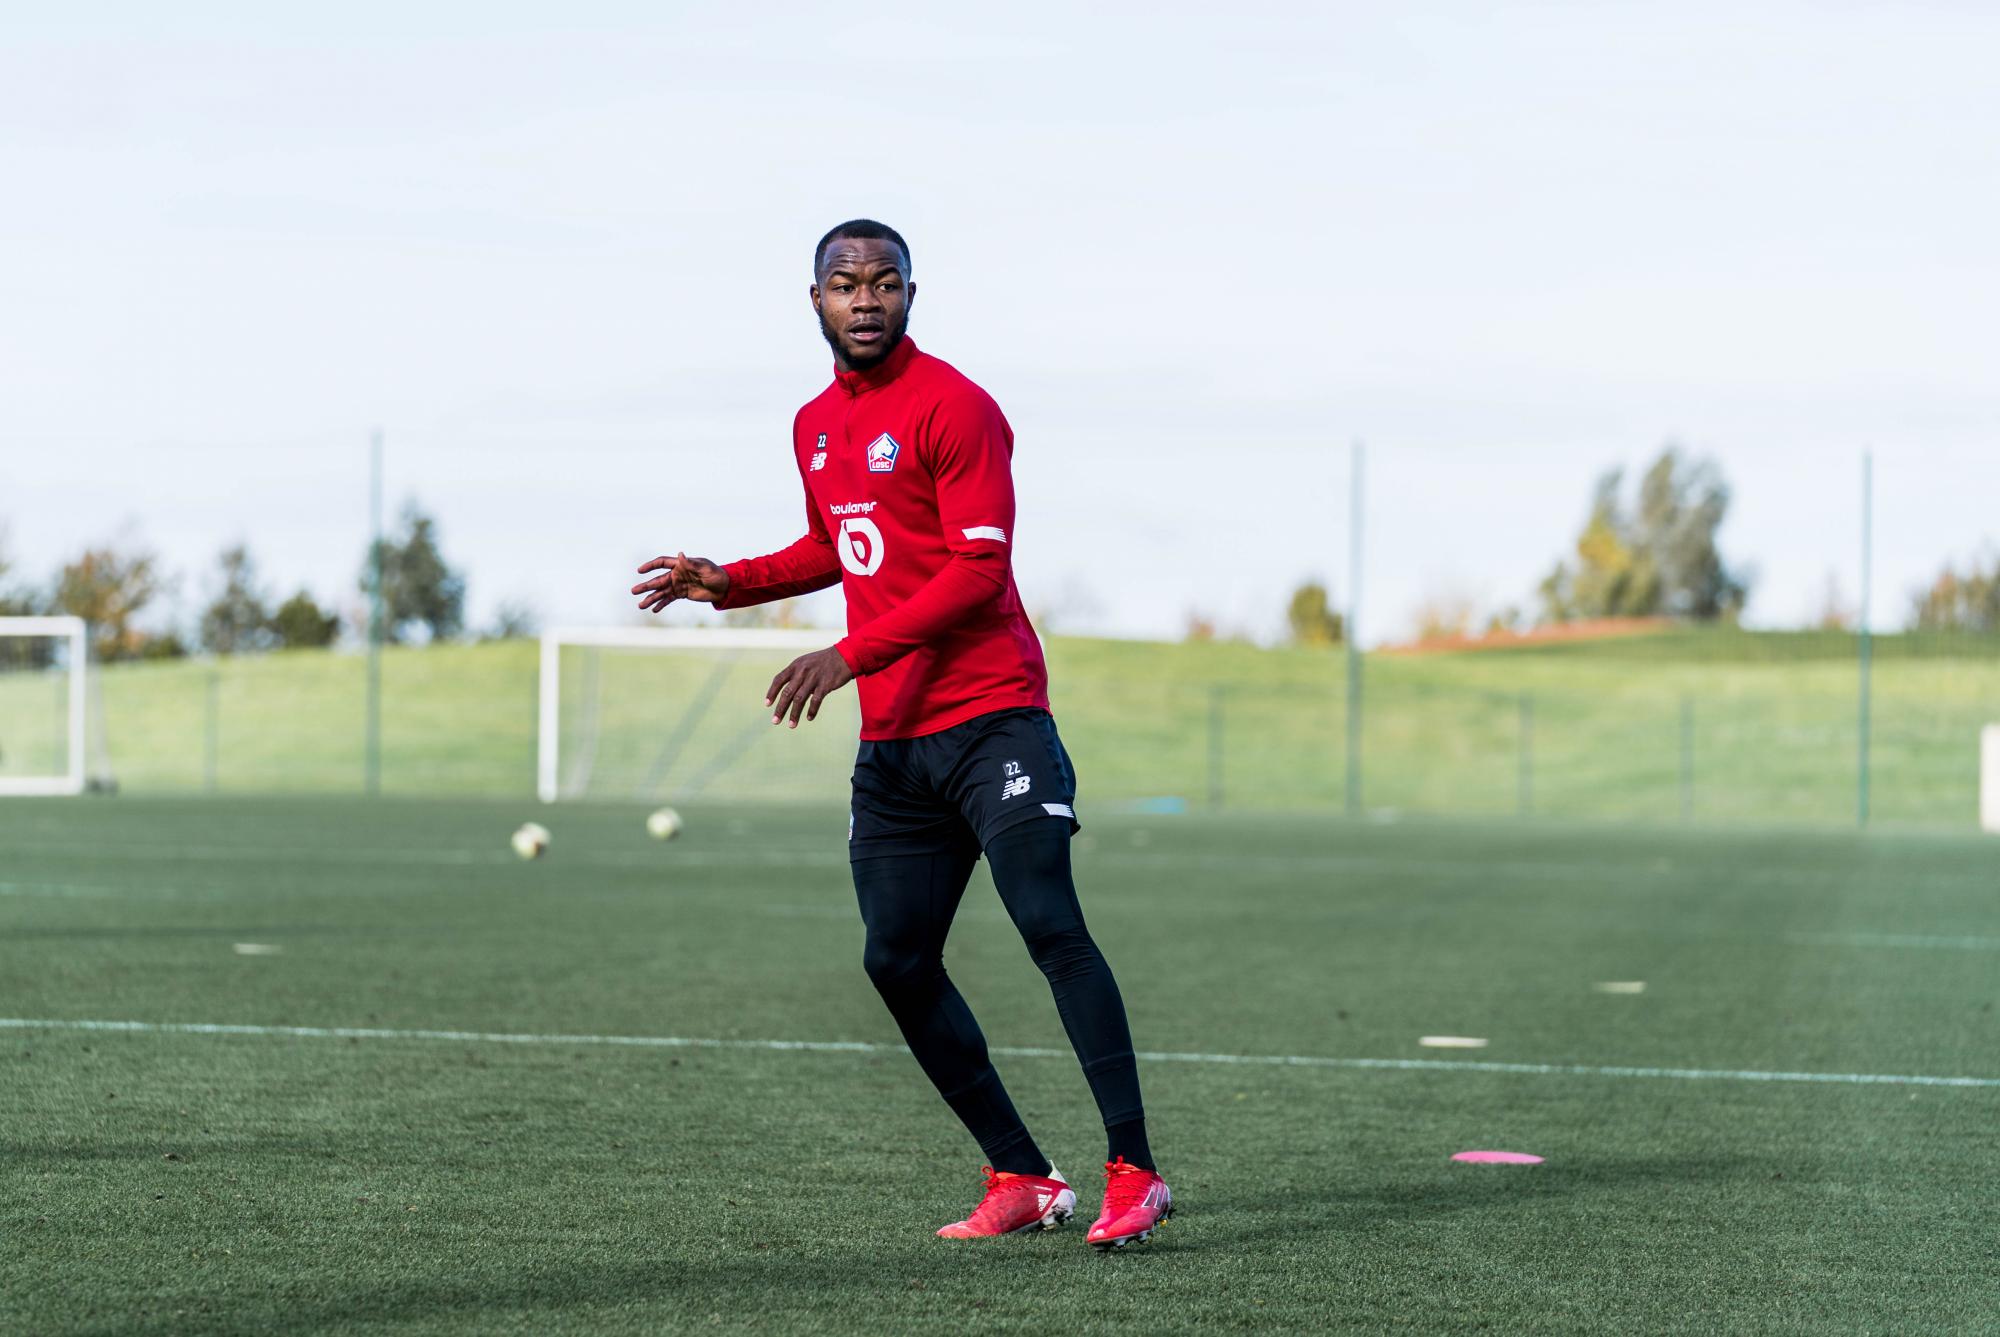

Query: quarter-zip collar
[834,336,919,397]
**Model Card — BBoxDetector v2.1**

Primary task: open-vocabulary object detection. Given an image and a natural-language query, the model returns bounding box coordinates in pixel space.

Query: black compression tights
[852,821,1152,1174]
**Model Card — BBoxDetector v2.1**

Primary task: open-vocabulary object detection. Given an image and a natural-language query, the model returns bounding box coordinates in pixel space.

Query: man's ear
[809,283,822,313]
[906,281,916,310]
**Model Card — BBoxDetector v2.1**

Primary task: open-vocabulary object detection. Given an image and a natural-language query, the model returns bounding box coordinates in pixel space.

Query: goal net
[0,616,90,796]
[538,627,862,804]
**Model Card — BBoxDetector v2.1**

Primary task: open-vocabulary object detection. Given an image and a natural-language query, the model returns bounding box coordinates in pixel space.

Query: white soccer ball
[645,807,684,841]
[511,821,551,860]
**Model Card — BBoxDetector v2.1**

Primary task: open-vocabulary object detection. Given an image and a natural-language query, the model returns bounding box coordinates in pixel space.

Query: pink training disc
[1452,1151,1544,1165]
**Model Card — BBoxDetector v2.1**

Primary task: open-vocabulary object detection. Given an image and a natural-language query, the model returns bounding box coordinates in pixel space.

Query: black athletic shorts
[849,707,1081,860]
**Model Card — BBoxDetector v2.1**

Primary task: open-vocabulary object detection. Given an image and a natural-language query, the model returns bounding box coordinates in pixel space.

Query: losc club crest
[866,433,901,473]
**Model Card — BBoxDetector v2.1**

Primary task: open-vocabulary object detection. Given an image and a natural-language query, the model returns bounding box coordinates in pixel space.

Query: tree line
[0,501,527,663]
[1268,443,1996,646]
[9,455,1995,660]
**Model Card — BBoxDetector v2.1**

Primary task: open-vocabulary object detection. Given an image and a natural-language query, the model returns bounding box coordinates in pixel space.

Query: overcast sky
[2,1,1995,645]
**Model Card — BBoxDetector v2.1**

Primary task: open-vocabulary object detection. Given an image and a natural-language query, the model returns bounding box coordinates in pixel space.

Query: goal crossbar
[0,615,88,797]
[536,626,831,803]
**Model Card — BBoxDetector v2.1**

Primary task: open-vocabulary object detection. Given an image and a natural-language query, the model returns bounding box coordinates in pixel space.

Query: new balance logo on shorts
[1001,759,1032,800]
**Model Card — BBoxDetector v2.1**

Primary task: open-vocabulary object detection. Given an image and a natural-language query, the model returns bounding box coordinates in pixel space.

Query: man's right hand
[632,553,730,612]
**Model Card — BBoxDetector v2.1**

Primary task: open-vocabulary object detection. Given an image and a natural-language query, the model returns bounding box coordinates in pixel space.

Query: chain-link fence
[1310,441,2000,829]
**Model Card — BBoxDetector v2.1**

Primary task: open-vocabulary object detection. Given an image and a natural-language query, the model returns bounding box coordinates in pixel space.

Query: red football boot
[935,1165,1076,1238]
[1086,1157,1173,1249]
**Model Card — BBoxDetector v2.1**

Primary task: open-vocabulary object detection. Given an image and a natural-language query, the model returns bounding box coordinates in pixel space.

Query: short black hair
[814,219,910,278]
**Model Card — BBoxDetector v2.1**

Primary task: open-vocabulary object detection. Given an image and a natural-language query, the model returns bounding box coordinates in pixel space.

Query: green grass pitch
[4,797,1996,1333]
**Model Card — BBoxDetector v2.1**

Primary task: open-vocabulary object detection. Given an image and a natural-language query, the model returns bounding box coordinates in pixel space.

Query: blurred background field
[4,624,1993,827]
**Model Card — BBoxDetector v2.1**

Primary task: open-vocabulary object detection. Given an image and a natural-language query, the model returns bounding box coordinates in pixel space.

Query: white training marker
[1592,981,1646,994]
[232,943,282,956]
[1453,1150,1544,1165]
[1419,1035,1488,1049]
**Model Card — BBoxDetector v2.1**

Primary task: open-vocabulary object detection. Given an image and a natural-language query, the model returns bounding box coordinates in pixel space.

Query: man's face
[812,238,914,371]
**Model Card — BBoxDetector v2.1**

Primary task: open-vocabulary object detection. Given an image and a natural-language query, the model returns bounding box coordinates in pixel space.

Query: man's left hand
[766,648,856,728]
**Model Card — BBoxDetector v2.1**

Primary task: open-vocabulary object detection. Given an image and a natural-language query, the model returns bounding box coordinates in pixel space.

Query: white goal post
[537,626,835,803]
[0,615,89,797]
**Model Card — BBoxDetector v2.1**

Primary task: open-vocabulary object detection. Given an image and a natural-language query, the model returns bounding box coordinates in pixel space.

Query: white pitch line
[14,839,1998,892]
[0,882,231,902]
[0,883,121,899]
[1785,932,2000,951]
[2,1017,1995,1089]
[0,841,843,871]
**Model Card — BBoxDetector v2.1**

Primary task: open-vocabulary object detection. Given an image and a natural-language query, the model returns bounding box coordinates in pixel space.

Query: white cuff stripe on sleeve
[1042,803,1074,818]
[961,526,1008,543]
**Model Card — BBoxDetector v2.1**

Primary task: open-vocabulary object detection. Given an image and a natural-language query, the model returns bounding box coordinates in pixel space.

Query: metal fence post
[1517,693,1533,817]
[366,427,384,796]
[204,664,220,794]
[1679,695,1694,822]
[1858,449,1872,827]
[1345,439,1364,817]
[1207,683,1225,811]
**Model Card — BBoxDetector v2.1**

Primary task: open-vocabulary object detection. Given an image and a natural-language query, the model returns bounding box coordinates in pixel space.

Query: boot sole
[1011,1202,1075,1234]
[1090,1201,1175,1251]
[937,1192,1077,1239]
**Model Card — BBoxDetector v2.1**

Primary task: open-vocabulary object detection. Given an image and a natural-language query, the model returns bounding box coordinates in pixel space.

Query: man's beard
[818,308,907,370]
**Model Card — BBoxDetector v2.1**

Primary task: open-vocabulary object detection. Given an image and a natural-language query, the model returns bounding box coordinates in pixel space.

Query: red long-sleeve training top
[716,337,1050,740]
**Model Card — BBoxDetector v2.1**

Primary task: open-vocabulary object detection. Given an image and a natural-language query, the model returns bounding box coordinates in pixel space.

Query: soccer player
[630,220,1172,1248]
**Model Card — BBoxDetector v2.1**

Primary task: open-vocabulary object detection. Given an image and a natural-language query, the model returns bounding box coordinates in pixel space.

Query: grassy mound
[3,626,1994,825]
